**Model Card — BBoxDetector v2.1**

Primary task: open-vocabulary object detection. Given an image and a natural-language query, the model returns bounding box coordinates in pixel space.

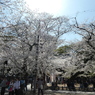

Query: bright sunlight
[25,0,63,15]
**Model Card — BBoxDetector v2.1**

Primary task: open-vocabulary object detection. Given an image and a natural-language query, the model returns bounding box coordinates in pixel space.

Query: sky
[25,0,95,43]
[60,0,95,43]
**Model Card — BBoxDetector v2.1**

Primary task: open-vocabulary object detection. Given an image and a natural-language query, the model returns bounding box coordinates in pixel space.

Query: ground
[26,90,95,95]
[2,84,95,95]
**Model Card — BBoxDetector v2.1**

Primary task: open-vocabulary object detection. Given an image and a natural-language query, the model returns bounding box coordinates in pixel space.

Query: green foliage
[56,45,71,55]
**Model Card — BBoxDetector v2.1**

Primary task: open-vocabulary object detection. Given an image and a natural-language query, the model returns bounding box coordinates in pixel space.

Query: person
[83,80,88,91]
[92,79,95,91]
[20,78,25,95]
[14,78,20,95]
[37,78,44,95]
[79,80,84,91]
[67,79,71,91]
[0,77,8,95]
[29,77,33,90]
[24,78,28,91]
[8,79,15,95]
[70,80,76,91]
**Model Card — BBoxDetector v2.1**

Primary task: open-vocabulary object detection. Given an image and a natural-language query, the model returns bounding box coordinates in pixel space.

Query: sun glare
[25,0,62,15]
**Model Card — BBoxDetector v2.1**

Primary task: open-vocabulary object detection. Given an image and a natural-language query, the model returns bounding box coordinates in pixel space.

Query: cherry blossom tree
[69,17,95,77]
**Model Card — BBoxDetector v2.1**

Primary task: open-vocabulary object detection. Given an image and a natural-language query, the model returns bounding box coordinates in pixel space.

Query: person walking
[0,77,7,95]
[20,78,25,95]
[24,78,28,91]
[8,79,15,95]
[14,78,20,95]
[37,78,44,95]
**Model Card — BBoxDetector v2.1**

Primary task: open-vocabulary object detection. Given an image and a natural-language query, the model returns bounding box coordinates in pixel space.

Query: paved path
[27,84,95,95]
[45,90,95,95]
[2,84,95,95]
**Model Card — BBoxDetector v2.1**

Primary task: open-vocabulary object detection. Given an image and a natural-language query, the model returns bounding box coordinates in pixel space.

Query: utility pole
[33,21,40,93]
